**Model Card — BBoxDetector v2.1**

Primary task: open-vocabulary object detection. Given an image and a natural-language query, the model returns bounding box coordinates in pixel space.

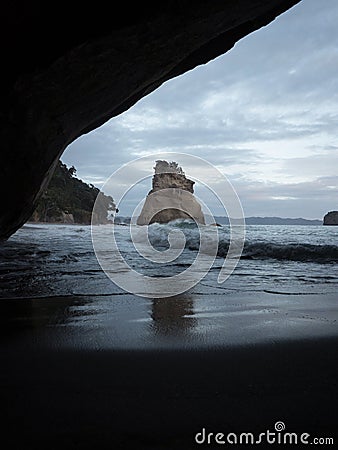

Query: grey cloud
[281,152,338,178]
[231,175,338,219]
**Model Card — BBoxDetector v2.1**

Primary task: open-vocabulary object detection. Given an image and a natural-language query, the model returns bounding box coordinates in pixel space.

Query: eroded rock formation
[1,0,300,239]
[323,211,338,225]
[137,161,205,225]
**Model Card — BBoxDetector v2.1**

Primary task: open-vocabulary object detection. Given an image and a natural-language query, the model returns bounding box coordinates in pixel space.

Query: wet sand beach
[1,292,337,449]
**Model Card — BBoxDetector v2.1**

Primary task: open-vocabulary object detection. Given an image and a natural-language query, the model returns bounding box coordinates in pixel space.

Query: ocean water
[1,221,338,349]
[1,221,338,299]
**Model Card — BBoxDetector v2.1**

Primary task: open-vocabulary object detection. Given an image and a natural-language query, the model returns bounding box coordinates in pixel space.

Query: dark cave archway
[0,0,300,239]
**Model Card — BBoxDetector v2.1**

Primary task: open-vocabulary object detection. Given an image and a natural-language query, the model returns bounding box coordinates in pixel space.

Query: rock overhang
[0,0,301,239]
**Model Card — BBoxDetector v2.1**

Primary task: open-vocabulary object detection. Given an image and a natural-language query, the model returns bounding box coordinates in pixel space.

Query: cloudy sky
[62,0,338,219]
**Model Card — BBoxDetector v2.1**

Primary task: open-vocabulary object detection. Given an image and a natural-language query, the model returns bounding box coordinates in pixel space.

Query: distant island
[323,211,338,226]
[30,161,116,224]
[213,216,322,226]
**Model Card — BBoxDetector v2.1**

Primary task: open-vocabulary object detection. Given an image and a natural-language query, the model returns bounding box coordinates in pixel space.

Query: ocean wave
[145,220,338,263]
[240,242,338,263]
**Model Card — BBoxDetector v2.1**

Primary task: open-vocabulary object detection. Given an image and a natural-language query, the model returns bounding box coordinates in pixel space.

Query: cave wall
[0,0,300,239]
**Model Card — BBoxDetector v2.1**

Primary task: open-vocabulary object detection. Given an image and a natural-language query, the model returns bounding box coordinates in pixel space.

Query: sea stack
[323,211,338,225]
[137,160,205,225]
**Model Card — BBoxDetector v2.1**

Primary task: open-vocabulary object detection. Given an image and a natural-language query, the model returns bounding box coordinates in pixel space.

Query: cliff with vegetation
[30,161,116,224]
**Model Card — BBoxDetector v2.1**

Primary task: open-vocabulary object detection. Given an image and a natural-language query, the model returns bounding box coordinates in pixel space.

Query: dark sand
[1,293,337,449]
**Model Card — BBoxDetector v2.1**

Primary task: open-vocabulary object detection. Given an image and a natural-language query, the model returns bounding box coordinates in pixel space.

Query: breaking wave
[145,219,338,263]
[238,242,338,263]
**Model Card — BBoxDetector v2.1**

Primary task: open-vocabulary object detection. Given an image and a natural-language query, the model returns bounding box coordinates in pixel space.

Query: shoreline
[1,291,337,350]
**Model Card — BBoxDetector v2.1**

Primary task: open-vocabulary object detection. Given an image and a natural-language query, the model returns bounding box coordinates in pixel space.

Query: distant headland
[114,216,323,226]
[213,216,323,226]
[115,215,323,226]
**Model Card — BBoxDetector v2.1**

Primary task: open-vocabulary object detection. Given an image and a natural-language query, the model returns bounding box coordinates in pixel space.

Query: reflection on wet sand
[0,294,199,349]
[2,290,338,351]
[150,295,196,336]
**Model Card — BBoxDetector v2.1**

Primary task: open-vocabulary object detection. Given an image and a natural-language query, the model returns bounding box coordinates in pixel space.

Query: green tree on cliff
[33,161,116,224]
